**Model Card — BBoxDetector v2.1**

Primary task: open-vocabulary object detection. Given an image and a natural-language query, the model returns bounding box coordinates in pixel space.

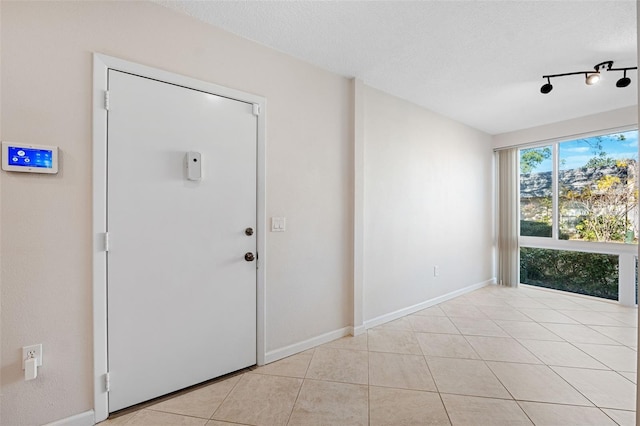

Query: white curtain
[497,148,519,287]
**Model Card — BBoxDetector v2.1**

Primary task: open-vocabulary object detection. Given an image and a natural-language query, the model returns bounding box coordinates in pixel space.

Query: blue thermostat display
[8,146,53,168]
[2,142,59,174]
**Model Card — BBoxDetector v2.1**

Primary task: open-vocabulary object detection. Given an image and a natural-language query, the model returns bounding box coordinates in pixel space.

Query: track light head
[616,77,631,87]
[617,70,631,87]
[585,72,600,85]
[540,83,553,94]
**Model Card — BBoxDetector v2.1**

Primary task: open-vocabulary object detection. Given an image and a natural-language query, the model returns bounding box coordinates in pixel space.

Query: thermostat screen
[7,146,54,169]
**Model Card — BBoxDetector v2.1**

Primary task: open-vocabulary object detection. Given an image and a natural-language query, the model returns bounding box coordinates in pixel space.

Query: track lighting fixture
[540,60,637,94]
[585,72,600,85]
[616,70,631,88]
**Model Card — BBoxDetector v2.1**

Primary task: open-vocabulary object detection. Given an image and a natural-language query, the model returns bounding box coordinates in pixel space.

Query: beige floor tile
[519,308,579,324]
[551,366,637,410]
[618,371,636,383]
[305,347,368,384]
[322,333,368,351]
[540,323,619,344]
[369,386,450,426]
[449,317,509,337]
[469,292,507,303]
[440,393,532,425]
[376,316,413,331]
[149,375,241,419]
[408,315,460,334]
[558,310,627,326]
[369,351,436,391]
[116,286,636,426]
[517,339,607,369]
[589,325,638,347]
[367,329,422,354]
[125,410,208,425]
[601,312,638,327]
[574,343,637,372]
[102,411,139,425]
[440,303,488,319]
[426,357,511,399]
[571,299,627,312]
[253,352,313,378]
[495,320,564,341]
[487,362,592,406]
[601,408,636,426]
[505,298,548,309]
[518,401,617,425]
[413,305,447,316]
[537,298,590,310]
[465,336,541,364]
[466,299,512,308]
[288,380,368,426]
[212,373,301,425]
[415,332,479,359]
[476,306,532,321]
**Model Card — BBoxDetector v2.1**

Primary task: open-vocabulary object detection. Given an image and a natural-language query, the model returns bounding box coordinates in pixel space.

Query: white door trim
[92,53,267,422]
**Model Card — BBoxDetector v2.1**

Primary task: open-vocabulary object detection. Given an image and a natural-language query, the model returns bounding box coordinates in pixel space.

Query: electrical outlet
[22,344,43,369]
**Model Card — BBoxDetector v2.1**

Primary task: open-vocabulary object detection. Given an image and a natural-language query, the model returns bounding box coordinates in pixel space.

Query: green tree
[566,161,637,242]
[520,147,551,174]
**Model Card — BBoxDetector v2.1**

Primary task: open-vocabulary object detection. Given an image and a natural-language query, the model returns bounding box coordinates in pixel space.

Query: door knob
[245,227,254,236]
[244,252,255,262]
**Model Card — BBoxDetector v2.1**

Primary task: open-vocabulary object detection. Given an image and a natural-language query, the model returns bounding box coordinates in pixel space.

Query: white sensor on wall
[2,141,59,174]
[186,151,202,181]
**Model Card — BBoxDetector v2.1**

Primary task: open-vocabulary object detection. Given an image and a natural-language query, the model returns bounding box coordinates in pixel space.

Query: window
[520,146,552,237]
[559,131,638,243]
[518,129,638,304]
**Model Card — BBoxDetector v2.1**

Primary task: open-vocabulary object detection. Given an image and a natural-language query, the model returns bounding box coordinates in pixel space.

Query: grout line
[209,372,246,421]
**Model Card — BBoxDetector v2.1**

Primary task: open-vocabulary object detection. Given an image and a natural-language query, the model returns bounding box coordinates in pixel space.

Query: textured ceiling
[154,0,637,135]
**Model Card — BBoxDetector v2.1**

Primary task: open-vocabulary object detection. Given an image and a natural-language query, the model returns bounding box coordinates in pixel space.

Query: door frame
[92,53,267,422]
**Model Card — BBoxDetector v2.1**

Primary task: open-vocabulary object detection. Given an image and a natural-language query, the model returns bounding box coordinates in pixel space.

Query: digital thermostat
[2,142,58,174]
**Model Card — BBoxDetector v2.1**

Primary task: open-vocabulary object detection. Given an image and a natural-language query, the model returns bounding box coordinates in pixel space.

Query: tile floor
[102,284,638,425]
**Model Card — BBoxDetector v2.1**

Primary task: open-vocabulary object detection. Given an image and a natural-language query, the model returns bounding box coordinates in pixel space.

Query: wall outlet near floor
[22,344,43,369]
[433,266,440,277]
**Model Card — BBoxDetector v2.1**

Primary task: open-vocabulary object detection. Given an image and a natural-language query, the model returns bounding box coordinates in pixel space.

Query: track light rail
[540,60,637,94]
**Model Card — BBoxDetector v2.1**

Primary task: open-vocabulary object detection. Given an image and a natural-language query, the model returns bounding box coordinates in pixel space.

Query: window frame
[516,125,638,305]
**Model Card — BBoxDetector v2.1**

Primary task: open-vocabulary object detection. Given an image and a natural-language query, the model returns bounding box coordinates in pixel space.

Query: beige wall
[362,86,494,321]
[1,1,352,424]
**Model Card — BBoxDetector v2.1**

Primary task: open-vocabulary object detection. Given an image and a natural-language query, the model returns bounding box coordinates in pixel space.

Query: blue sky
[522,130,638,173]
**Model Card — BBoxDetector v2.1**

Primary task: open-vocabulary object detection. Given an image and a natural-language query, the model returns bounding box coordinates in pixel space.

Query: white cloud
[562,146,590,153]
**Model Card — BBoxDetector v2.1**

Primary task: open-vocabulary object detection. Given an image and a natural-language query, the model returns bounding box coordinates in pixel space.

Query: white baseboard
[364,279,493,330]
[263,278,493,365]
[351,325,366,336]
[45,410,95,426]
[264,326,352,364]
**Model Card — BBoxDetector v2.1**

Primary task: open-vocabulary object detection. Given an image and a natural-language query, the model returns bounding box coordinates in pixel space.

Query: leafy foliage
[562,161,637,242]
[520,247,619,300]
[520,147,551,174]
[520,220,551,237]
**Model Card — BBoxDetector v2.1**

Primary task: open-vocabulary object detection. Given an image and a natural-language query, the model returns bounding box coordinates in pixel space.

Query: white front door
[106,70,257,412]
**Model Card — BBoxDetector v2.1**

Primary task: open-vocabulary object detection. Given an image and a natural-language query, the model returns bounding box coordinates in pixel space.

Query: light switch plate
[271,217,286,232]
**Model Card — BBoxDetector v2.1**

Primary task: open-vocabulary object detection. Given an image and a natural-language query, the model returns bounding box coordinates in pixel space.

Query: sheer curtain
[497,148,519,287]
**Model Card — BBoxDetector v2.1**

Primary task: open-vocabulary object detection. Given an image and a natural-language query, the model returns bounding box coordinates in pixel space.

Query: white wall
[493,106,638,149]
[362,86,494,321]
[1,2,352,424]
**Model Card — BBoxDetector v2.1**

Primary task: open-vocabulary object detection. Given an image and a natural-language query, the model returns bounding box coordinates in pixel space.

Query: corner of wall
[352,78,364,332]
